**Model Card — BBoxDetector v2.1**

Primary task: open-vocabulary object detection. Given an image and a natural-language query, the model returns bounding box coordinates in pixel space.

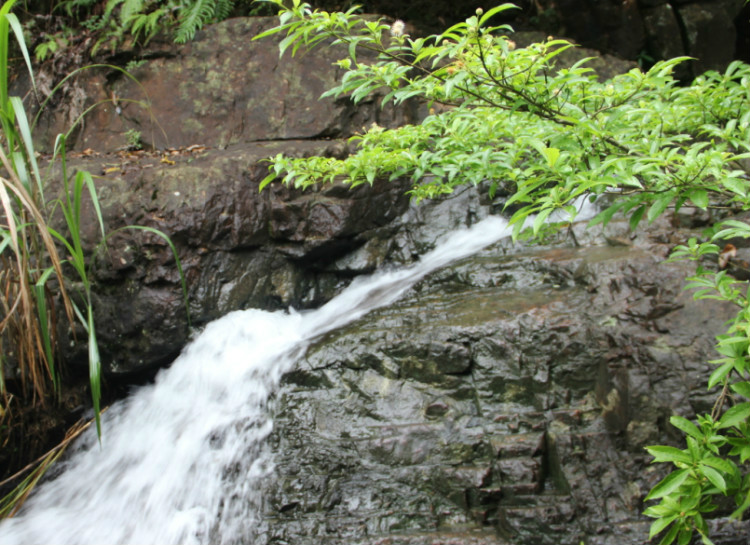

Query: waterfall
[0,200,594,545]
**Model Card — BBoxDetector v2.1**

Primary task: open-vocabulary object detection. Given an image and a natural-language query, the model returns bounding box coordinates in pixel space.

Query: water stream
[0,203,592,545]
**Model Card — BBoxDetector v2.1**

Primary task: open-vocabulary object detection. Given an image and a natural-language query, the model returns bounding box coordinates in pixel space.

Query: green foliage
[254,1,749,236]
[127,6,169,45]
[34,32,70,62]
[26,0,277,59]
[124,127,143,149]
[253,1,750,543]
[174,0,231,42]
[0,0,71,405]
[36,0,249,58]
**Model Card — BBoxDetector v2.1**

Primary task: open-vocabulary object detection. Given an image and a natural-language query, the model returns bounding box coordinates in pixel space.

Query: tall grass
[0,0,74,412]
[0,0,188,515]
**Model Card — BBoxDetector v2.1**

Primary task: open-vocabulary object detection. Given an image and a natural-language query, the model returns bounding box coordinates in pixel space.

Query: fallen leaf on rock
[719,243,737,269]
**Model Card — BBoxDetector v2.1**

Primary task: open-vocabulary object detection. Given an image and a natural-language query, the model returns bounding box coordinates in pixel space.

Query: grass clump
[0,0,188,516]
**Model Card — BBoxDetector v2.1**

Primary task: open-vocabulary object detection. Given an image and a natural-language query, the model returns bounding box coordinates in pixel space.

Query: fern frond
[129,8,167,44]
[119,0,147,23]
[174,0,216,43]
[213,0,234,21]
[100,0,126,25]
[91,19,126,57]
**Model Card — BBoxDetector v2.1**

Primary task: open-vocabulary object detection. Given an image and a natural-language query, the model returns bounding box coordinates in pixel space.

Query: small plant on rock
[124,128,143,149]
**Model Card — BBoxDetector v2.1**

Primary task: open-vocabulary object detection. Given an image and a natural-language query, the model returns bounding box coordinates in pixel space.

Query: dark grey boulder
[254,213,749,545]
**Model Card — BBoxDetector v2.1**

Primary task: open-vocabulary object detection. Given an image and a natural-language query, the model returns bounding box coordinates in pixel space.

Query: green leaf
[718,403,750,429]
[645,468,690,500]
[589,200,625,228]
[708,360,734,389]
[478,3,518,27]
[686,188,708,209]
[677,527,693,545]
[649,515,679,539]
[78,170,105,238]
[699,465,726,493]
[730,487,750,520]
[670,416,702,440]
[543,147,560,168]
[731,381,750,399]
[659,522,680,545]
[646,446,693,465]
[722,177,748,197]
[33,266,58,389]
[87,305,102,440]
[259,172,277,191]
[714,220,750,240]
[6,12,32,92]
[9,96,41,196]
[532,207,552,235]
[700,456,735,475]
[629,205,646,231]
[648,193,673,223]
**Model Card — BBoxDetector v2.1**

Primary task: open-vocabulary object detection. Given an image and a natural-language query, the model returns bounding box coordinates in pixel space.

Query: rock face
[32,17,420,153]
[254,208,749,544]
[55,142,411,374]
[535,0,747,79]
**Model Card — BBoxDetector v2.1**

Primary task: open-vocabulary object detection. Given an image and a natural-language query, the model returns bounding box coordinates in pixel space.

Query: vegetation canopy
[254,1,750,543]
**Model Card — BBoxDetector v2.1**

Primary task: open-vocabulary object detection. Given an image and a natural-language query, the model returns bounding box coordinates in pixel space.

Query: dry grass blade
[0,409,105,517]
[0,147,74,328]
[0,168,72,400]
[0,181,42,397]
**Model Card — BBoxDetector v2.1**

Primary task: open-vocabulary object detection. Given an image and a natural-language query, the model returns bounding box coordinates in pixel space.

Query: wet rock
[253,211,750,544]
[675,0,744,76]
[642,4,691,80]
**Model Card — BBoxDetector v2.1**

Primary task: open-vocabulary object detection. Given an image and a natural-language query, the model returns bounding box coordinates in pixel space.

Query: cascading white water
[0,201,594,545]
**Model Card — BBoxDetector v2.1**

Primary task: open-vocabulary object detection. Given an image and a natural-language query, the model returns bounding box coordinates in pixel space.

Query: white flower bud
[390,19,406,38]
